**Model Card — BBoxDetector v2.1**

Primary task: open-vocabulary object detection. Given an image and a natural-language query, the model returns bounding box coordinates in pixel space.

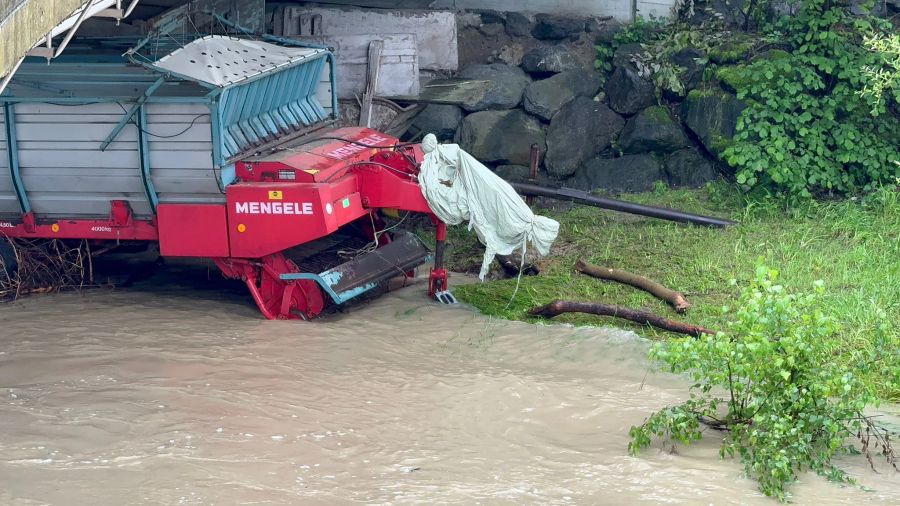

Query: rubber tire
[0,237,17,281]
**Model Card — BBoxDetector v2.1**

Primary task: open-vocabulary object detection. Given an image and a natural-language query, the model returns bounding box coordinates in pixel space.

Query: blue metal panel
[279,272,377,305]
[268,72,293,131]
[216,52,334,162]
[209,102,226,190]
[326,53,339,119]
[3,39,339,178]
[2,104,29,214]
[136,106,159,213]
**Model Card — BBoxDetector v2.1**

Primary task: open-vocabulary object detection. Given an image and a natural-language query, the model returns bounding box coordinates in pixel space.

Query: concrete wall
[280,1,678,22]
[637,0,678,19]
[273,6,458,71]
[430,0,676,21]
[0,0,87,79]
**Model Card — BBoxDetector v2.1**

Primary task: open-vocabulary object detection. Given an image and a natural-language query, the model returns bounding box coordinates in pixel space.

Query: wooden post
[359,39,384,128]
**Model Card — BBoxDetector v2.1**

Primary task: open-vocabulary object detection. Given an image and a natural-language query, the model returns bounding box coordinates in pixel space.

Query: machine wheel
[0,237,17,282]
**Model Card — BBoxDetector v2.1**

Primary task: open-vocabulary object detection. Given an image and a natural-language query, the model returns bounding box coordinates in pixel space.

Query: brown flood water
[0,263,898,505]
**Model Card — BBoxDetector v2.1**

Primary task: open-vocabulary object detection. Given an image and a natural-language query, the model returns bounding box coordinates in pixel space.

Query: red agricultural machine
[210,126,455,319]
[0,27,736,319]
[0,35,453,319]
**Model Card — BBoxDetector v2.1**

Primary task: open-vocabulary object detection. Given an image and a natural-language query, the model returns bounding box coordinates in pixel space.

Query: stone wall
[407,10,730,194]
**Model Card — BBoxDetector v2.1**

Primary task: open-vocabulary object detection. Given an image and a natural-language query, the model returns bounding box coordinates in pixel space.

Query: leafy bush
[594,16,666,86]
[721,0,900,197]
[629,264,899,501]
[860,32,900,116]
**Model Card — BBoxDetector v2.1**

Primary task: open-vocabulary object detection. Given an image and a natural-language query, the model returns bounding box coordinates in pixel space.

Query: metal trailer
[0,35,451,319]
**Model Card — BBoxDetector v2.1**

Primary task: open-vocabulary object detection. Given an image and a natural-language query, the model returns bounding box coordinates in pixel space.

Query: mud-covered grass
[444,183,900,399]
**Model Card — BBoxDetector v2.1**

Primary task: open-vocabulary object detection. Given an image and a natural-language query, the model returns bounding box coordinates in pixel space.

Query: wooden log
[575,259,691,313]
[528,300,715,337]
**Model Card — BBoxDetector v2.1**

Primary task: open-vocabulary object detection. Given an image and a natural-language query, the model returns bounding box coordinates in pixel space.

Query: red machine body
[1,127,450,320]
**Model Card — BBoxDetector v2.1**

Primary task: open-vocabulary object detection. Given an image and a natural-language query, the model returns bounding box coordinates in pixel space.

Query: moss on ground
[642,105,674,124]
[709,40,753,64]
[716,49,794,93]
[441,183,900,399]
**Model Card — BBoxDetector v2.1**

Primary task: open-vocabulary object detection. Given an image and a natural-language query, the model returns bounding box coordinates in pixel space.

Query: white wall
[430,0,676,22]
[637,0,677,19]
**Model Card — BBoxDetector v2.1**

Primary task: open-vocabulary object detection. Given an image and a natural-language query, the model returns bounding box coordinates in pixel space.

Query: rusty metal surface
[324,232,429,297]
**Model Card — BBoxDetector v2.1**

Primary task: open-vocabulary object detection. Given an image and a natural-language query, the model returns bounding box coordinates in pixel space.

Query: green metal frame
[2,104,29,214]
[136,105,159,213]
[100,76,166,151]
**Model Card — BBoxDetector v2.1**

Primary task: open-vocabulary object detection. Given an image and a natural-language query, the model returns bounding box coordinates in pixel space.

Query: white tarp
[418,134,560,280]
[154,36,326,87]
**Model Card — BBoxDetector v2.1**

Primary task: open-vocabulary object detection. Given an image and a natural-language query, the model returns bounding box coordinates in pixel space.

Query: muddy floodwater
[0,263,898,505]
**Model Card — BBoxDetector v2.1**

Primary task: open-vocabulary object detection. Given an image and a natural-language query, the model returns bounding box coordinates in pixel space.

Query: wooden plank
[27,191,153,219]
[157,193,225,204]
[387,78,494,106]
[145,103,210,115]
[359,40,384,128]
[15,113,134,124]
[18,149,140,169]
[15,123,139,142]
[148,151,214,169]
[144,114,212,124]
[140,122,211,142]
[150,168,218,180]
[153,178,223,195]
[146,141,213,152]
[0,196,20,216]
[20,172,145,193]
[15,103,126,115]
[22,167,143,178]
[17,140,136,151]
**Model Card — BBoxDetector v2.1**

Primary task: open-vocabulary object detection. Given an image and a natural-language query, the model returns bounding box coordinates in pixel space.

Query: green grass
[444,183,900,399]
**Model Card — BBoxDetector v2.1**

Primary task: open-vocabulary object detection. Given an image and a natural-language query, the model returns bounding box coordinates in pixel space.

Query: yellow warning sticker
[302,169,320,175]
[268,191,283,200]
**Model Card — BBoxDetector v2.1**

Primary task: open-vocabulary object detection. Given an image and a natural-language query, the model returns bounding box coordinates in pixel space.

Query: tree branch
[575,259,691,313]
[528,300,716,337]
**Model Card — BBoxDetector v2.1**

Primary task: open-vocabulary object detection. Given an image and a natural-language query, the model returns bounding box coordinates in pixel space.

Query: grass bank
[443,183,900,399]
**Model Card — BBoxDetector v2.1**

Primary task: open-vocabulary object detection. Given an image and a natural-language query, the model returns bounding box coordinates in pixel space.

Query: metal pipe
[0,56,25,97]
[55,0,96,58]
[527,144,539,206]
[123,0,140,18]
[433,222,447,274]
[511,183,736,228]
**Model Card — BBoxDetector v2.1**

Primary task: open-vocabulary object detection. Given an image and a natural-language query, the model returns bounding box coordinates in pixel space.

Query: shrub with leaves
[629,264,899,501]
[860,32,900,116]
[721,0,900,197]
[594,16,666,87]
